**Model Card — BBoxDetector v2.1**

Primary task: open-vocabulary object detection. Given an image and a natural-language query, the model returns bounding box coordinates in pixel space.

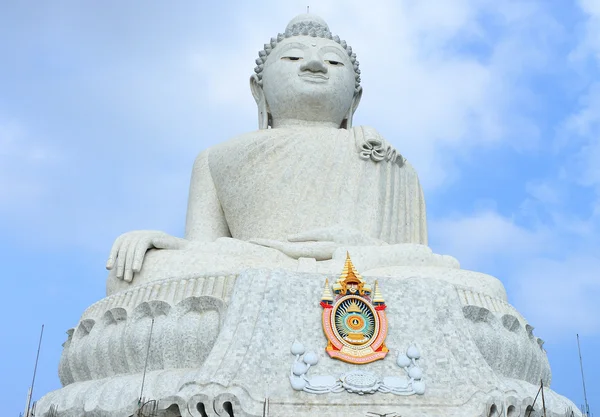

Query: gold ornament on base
[320,253,388,364]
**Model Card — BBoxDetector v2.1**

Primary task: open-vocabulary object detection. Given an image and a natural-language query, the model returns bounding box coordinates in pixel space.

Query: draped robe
[197,126,427,245]
[109,126,428,295]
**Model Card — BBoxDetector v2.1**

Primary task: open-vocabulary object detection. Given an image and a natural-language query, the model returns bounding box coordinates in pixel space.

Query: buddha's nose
[300,57,328,74]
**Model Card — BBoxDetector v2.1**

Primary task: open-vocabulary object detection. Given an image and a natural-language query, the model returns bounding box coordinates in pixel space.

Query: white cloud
[570,0,600,63]
[4,0,559,195]
[563,83,600,188]
[556,1,600,220]
[525,181,562,206]
[177,0,564,189]
[430,209,551,271]
[0,117,59,209]
[431,6,600,334]
[512,255,600,337]
[580,0,600,14]
[431,199,600,339]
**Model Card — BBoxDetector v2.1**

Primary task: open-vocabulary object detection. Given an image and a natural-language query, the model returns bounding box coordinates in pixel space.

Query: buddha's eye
[282,56,303,61]
[325,60,344,66]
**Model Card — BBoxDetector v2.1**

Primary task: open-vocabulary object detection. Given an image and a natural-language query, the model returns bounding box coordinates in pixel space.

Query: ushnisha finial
[285,13,330,34]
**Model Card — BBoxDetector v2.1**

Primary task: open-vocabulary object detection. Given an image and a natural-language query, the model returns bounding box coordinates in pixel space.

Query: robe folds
[205,125,427,245]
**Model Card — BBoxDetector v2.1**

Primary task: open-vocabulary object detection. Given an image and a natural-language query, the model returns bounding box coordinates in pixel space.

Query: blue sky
[1,0,599,414]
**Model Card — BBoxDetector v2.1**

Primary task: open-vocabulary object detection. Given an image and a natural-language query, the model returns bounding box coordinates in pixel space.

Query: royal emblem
[320,253,388,364]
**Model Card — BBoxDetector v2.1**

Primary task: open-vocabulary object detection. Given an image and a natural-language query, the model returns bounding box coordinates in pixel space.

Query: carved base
[34,369,577,417]
[37,265,579,416]
[58,274,236,385]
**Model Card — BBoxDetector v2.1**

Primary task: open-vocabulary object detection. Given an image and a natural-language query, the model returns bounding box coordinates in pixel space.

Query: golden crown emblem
[320,253,388,364]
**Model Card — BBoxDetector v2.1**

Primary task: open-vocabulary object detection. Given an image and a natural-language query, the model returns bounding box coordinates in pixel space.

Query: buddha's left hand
[249,226,385,261]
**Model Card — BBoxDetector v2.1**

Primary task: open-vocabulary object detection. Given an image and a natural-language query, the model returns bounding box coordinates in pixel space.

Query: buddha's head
[251,14,362,129]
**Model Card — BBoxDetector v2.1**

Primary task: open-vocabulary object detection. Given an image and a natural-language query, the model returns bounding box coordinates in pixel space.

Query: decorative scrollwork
[289,341,425,396]
[359,138,404,167]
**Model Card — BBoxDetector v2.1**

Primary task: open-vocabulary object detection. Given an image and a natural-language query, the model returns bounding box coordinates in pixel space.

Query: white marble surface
[39,268,579,417]
[107,125,428,286]
[35,13,581,417]
[105,243,464,297]
[105,12,426,285]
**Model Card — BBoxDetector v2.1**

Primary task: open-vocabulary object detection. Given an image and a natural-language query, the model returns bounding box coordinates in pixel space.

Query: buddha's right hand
[106,230,188,283]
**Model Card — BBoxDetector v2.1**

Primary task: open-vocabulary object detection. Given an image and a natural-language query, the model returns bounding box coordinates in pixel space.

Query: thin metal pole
[139,318,155,403]
[540,379,547,417]
[526,383,543,417]
[577,334,590,416]
[26,324,44,417]
[23,387,32,417]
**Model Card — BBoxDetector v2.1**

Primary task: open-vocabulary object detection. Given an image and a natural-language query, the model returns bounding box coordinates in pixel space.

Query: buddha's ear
[343,86,363,129]
[250,74,269,129]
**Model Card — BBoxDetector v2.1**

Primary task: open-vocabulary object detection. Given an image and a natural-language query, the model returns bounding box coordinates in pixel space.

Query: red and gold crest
[320,253,388,364]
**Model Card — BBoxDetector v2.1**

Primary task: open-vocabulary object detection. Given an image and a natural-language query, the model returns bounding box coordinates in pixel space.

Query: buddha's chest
[208,129,358,188]
[206,129,377,239]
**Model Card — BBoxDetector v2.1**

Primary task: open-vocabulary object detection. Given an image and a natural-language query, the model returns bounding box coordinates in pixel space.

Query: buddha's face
[261,36,358,127]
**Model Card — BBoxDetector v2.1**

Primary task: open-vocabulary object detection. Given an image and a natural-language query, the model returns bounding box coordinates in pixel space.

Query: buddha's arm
[395,159,428,246]
[184,149,231,241]
[106,149,230,283]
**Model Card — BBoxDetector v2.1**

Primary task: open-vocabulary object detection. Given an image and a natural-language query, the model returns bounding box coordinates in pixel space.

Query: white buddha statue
[36,14,580,417]
[106,14,428,289]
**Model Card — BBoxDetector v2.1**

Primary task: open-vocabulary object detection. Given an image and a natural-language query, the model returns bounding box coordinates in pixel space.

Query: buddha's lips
[298,73,329,81]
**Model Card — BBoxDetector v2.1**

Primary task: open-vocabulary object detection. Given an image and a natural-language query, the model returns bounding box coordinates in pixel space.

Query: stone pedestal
[35,253,580,416]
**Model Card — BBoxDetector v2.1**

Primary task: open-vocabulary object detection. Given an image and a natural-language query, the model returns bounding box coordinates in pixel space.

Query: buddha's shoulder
[197,126,404,158]
[208,129,295,150]
[353,125,381,133]
[192,131,262,161]
[205,127,356,152]
[353,126,418,170]
[207,131,264,151]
